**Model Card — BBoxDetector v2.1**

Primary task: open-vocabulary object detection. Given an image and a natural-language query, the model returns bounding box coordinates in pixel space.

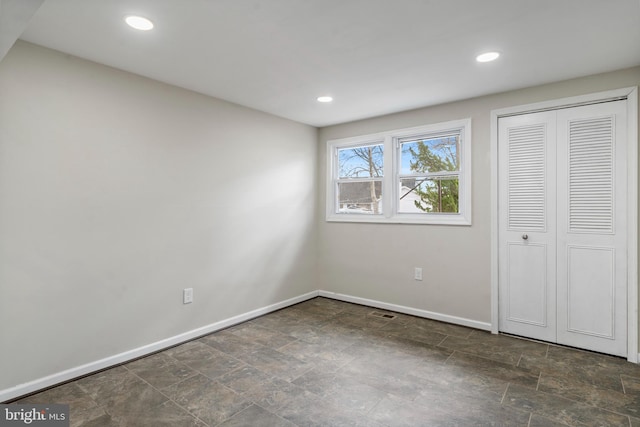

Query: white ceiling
[16,0,640,127]
[0,0,44,59]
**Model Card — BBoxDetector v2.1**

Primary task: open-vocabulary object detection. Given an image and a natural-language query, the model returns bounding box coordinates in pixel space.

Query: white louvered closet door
[498,100,628,357]
[498,111,557,343]
[556,101,627,356]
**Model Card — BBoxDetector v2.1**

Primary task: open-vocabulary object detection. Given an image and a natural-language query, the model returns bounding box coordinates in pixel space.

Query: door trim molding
[490,86,639,363]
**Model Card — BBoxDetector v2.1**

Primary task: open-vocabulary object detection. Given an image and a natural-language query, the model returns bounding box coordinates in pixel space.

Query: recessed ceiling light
[476,51,500,63]
[317,96,333,103]
[125,15,154,31]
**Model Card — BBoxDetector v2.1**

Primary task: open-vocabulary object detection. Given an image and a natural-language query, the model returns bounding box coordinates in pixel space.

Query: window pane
[338,144,383,179]
[337,181,382,214]
[401,135,459,175]
[399,177,459,213]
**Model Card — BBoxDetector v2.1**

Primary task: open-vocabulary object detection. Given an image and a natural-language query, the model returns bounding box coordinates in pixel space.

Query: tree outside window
[399,135,460,213]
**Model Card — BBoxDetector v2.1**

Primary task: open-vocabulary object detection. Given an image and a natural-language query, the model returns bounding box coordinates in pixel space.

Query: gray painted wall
[0,41,318,391]
[318,66,640,331]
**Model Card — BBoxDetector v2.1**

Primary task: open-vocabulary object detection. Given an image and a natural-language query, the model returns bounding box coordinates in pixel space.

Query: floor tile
[170,341,246,379]
[247,311,305,331]
[369,394,460,427]
[405,397,531,427]
[322,379,386,414]
[75,413,119,427]
[503,383,630,426]
[445,351,540,388]
[97,380,167,415]
[240,377,315,411]
[17,381,98,414]
[125,352,196,389]
[278,339,355,364]
[218,365,272,393]
[380,321,449,346]
[109,400,205,427]
[234,346,313,382]
[283,306,338,324]
[289,298,347,317]
[370,333,454,362]
[69,406,113,427]
[291,324,360,349]
[17,386,106,427]
[162,374,250,426]
[439,330,548,365]
[338,356,425,401]
[293,368,386,413]
[275,391,385,427]
[538,371,640,418]
[449,402,531,426]
[198,330,265,358]
[541,345,639,378]
[339,331,434,362]
[216,404,296,427]
[226,322,297,349]
[75,368,141,404]
[393,313,476,338]
[528,413,571,427]
[412,365,509,410]
[319,323,386,347]
[324,311,391,330]
[519,345,630,392]
[161,340,207,358]
[623,374,640,394]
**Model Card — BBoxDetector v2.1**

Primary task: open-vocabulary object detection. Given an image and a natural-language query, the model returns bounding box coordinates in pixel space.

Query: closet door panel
[556,101,627,357]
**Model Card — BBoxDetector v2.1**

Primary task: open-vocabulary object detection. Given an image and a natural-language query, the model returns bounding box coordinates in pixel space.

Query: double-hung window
[326,118,471,225]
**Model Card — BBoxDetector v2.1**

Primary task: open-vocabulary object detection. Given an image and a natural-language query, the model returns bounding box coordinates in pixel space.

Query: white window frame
[326,118,472,225]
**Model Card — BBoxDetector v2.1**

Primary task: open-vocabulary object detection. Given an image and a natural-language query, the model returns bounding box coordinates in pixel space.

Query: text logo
[0,405,69,426]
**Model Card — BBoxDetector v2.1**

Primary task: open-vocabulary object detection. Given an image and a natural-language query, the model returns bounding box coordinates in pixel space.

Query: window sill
[325,213,471,226]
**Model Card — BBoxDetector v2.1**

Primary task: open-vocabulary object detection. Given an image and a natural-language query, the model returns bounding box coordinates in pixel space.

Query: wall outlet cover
[183,288,193,304]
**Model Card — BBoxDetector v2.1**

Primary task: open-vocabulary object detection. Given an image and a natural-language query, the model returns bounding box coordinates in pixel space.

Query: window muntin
[326,119,471,225]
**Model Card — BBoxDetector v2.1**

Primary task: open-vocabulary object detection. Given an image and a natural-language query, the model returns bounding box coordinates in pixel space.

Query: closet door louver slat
[507,124,546,231]
[568,117,614,233]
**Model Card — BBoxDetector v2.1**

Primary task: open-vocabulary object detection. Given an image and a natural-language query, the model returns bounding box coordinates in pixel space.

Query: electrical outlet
[183,288,193,304]
[414,267,423,281]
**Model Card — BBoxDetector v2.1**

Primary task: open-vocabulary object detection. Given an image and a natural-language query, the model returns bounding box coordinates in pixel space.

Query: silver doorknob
[522,234,528,240]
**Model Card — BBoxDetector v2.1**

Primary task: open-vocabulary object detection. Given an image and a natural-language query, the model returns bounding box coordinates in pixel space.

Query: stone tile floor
[10,297,640,426]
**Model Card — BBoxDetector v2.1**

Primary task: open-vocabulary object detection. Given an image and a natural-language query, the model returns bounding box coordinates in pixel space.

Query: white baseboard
[0,291,319,402]
[318,290,492,331]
